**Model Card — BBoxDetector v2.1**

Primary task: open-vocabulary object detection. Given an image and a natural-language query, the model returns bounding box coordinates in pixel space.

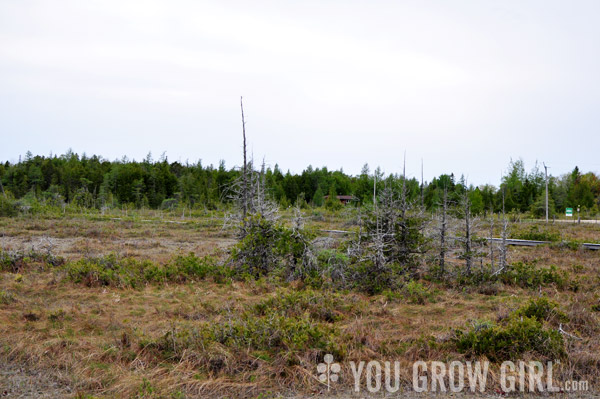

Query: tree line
[1,151,599,216]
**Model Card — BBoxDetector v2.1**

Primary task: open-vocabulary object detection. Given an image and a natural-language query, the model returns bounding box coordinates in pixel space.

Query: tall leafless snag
[436,186,449,277]
[241,96,248,225]
[462,190,473,275]
[498,188,509,272]
[456,188,480,276]
[225,100,281,277]
[489,208,495,270]
[227,100,319,281]
[395,154,428,275]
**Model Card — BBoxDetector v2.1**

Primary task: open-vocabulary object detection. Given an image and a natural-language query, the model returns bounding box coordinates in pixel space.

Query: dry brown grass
[0,215,599,398]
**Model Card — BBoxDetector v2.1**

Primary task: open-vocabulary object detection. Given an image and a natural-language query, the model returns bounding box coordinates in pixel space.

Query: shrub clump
[346,259,405,295]
[0,195,18,217]
[403,280,435,304]
[65,253,224,288]
[513,297,569,324]
[214,312,340,356]
[455,298,568,361]
[499,262,569,289]
[253,288,359,323]
[152,308,342,369]
[229,214,318,283]
[0,249,64,273]
[512,226,560,242]
[455,317,565,361]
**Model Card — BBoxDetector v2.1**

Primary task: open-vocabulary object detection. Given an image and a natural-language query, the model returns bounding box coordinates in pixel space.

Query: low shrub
[403,280,435,304]
[513,297,569,324]
[455,316,565,361]
[65,253,224,288]
[0,195,18,217]
[153,309,342,368]
[0,249,64,273]
[229,215,318,283]
[346,259,405,295]
[253,288,358,323]
[214,312,340,356]
[550,240,582,251]
[499,262,568,289]
[313,249,349,288]
[512,226,560,242]
[455,297,568,361]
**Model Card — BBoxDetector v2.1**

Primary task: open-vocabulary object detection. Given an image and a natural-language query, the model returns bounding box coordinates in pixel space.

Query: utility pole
[543,162,549,223]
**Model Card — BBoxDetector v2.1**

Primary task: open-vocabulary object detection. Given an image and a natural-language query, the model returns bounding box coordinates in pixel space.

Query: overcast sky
[1,0,599,185]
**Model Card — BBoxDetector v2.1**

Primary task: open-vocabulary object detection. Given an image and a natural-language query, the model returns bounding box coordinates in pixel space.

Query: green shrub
[403,280,435,304]
[455,316,565,361]
[163,253,226,283]
[229,215,318,283]
[346,260,405,295]
[253,288,357,323]
[0,195,18,217]
[512,226,559,242]
[514,297,568,324]
[65,253,224,288]
[499,262,568,289]
[550,240,581,251]
[214,311,340,355]
[229,216,285,278]
[314,249,349,288]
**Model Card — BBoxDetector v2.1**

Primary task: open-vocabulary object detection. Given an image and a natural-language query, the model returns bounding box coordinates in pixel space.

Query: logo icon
[317,354,340,390]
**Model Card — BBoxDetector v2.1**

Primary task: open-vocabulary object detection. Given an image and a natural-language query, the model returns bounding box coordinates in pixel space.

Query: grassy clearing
[0,215,599,397]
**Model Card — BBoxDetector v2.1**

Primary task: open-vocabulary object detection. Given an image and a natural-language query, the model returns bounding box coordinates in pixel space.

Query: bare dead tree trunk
[399,153,408,259]
[401,152,407,220]
[463,191,473,275]
[499,188,508,271]
[240,96,248,227]
[420,158,424,208]
[357,206,363,254]
[439,186,448,277]
[489,210,495,270]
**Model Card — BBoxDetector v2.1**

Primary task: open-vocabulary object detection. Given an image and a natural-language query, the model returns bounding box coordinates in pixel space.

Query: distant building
[323,195,355,205]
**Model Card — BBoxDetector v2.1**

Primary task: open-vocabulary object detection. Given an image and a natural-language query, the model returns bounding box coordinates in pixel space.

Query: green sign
[565,207,573,217]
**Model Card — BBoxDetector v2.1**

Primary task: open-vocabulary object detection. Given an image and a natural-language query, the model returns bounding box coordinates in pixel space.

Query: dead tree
[462,191,473,275]
[498,189,509,272]
[225,100,282,276]
[359,167,428,280]
[489,209,495,270]
[438,186,449,277]
[396,154,428,275]
[241,96,248,226]
[286,206,318,280]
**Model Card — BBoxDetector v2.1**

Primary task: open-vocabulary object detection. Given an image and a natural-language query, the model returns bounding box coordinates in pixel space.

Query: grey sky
[1,0,599,185]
